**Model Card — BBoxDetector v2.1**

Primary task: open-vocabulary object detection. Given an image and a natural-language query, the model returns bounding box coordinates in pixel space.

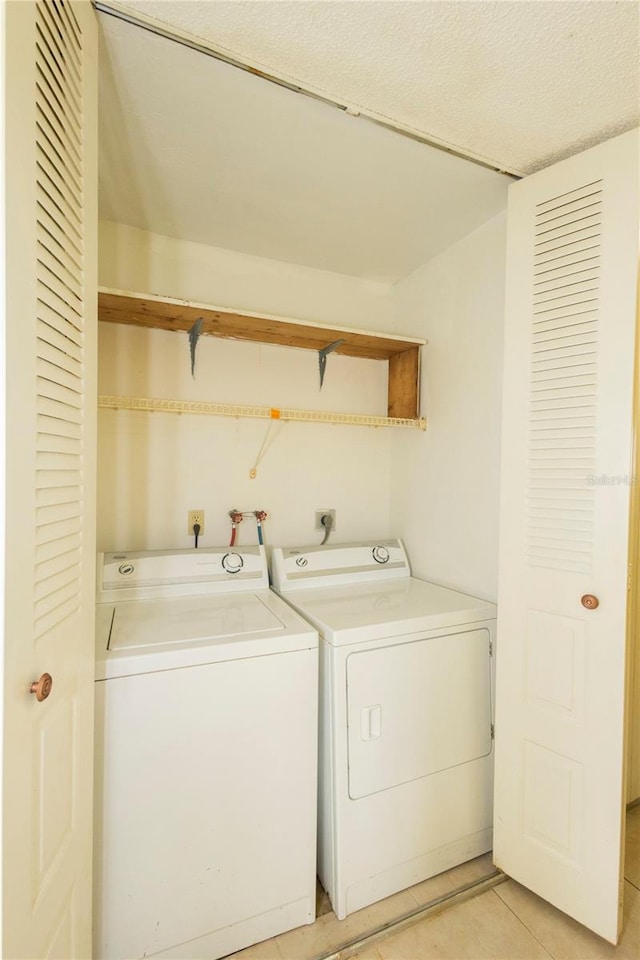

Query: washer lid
[95,591,317,679]
[277,577,496,645]
[110,593,284,651]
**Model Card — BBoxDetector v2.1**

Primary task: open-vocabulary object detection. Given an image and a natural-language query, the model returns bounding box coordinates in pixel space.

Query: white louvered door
[3,2,97,957]
[494,129,639,943]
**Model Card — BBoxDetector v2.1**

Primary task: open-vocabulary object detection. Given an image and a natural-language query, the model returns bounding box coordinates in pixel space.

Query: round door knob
[581,594,599,610]
[30,673,53,702]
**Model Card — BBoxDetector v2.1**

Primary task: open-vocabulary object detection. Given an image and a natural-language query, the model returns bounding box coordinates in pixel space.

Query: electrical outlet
[315,509,336,531]
[188,510,205,534]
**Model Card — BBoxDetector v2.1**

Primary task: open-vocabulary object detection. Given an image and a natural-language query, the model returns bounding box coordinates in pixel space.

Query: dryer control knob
[222,552,244,574]
[372,545,390,564]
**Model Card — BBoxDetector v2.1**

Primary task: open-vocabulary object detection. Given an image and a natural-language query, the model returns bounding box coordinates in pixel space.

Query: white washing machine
[94,546,318,960]
[271,539,497,920]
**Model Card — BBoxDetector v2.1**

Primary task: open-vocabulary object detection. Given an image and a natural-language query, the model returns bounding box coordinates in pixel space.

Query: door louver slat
[37,414,82,440]
[36,69,82,168]
[35,596,80,642]
[34,0,84,640]
[36,485,82,508]
[35,546,81,582]
[36,470,81,491]
[531,396,595,408]
[36,163,83,242]
[37,295,82,343]
[532,329,597,348]
[39,0,82,73]
[534,268,600,292]
[36,397,82,426]
[37,359,82,395]
[35,532,82,567]
[35,515,81,547]
[526,180,603,573]
[36,503,81,532]
[54,0,82,44]
[535,243,600,268]
[35,56,82,151]
[34,564,82,610]
[36,103,82,188]
[36,136,82,216]
[38,222,83,278]
[534,287,599,308]
[37,377,82,409]
[535,220,602,249]
[38,244,83,303]
[534,314,598,331]
[535,205,602,232]
[534,255,600,280]
[37,281,82,330]
[36,11,82,100]
[37,334,82,374]
[38,199,83,260]
[37,337,83,378]
[535,179,603,212]
[34,43,81,139]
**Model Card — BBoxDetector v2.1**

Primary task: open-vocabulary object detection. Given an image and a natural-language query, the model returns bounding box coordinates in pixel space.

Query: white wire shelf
[98,395,428,430]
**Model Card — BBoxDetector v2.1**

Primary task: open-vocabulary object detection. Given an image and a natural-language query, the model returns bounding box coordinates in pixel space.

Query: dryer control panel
[271,540,410,592]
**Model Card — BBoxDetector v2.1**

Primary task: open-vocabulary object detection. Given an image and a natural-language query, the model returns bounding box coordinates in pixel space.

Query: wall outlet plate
[315,509,336,531]
[188,509,205,534]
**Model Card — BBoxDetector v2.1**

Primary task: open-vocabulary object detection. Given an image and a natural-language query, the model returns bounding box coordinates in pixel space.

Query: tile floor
[231,806,640,960]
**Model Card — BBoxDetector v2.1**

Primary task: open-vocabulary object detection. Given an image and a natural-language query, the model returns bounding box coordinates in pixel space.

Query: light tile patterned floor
[230,807,640,960]
[626,804,640,891]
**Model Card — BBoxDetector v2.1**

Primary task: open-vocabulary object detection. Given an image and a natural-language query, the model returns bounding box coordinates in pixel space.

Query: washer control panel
[98,546,268,601]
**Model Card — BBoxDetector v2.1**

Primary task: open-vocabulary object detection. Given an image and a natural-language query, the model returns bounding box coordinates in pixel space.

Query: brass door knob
[30,673,53,702]
[581,594,599,610]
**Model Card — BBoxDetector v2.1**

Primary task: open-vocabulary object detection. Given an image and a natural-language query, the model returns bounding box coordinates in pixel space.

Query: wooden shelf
[98,288,426,420]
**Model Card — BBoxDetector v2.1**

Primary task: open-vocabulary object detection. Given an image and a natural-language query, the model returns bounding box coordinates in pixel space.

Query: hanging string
[249,418,286,479]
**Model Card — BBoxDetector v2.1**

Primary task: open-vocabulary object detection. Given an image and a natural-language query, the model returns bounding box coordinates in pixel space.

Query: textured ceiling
[109,0,640,176]
[98,12,511,281]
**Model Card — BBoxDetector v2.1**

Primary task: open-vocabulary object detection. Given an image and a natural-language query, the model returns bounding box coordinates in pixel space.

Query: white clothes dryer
[271,540,496,920]
[94,546,318,960]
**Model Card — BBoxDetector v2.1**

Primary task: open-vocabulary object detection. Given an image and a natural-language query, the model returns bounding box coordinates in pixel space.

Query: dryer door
[346,629,492,799]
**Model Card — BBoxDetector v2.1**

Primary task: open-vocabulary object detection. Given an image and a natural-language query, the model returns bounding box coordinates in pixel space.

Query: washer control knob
[372,545,390,564]
[118,563,135,576]
[295,556,308,568]
[222,552,244,574]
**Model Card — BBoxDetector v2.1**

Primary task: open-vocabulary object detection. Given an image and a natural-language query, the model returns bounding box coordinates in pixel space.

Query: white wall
[390,213,507,601]
[97,218,508,590]
[99,221,394,331]
[97,223,396,552]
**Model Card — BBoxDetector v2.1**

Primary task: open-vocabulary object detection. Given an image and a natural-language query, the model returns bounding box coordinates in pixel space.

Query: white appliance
[271,539,497,920]
[93,546,319,960]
